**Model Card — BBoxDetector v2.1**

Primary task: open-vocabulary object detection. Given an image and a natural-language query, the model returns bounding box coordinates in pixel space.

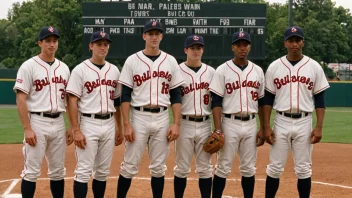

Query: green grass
[0,107,351,144]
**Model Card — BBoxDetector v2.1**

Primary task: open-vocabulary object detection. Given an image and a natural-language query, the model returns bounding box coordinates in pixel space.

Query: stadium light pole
[289,0,293,26]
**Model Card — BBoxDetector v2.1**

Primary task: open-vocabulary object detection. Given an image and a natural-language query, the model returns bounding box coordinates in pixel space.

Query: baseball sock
[265,175,280,198]
[21,179,36,198]
[297,177,311,198]
[241,176,255,198]
[151,176,165,198]
[174,176,186,198]
[199,177,212,198]
[117,174,132,198]
[73,180,88,198]
[50,179,64,198]
[92,179,106,198]
[212,175,226,198]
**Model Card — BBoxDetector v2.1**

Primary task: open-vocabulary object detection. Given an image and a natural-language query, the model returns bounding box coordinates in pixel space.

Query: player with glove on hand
[173,35,215,198]
[208,31,265,198]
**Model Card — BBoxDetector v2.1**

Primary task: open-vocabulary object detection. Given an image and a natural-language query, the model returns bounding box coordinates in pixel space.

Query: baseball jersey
[209,60,265,114]
[265,55,330,113]
[179,63,215,116]
[13,56,70,113]
[66,60,121,114]
[118,50,185,107]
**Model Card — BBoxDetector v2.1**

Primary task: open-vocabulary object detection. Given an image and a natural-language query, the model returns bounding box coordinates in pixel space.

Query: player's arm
[263,90,276,145]
[167,86,182,142]
[65,96,74,146]
[16,91,37,146]
[121,85,135,142]
[311,91,326,144]
[256,98,265,147]
[114,97,124,146]
[68,94,86,149]
[211,92,223,132]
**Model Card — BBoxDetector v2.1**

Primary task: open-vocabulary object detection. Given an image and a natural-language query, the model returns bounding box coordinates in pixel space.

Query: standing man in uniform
[66,31,123,198]
[116,21,185,198]
[263,26,330,198]
[209,31,265,198]
[14,26,72,198]
[173,35,215,198]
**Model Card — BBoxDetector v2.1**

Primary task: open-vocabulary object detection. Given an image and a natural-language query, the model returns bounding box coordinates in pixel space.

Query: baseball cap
[143,21,163,33]
[184,35,204,48]
[38,26,60,40]
[232,31,251,44]
[284,26,304,40]
[90,31,112,43]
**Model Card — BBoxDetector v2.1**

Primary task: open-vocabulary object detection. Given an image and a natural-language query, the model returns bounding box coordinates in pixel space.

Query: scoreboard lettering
[82,2,266,60]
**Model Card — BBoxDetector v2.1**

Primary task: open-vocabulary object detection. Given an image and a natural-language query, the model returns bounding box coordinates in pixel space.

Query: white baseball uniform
[13,55,70,182]
[118,50,185,178]
[66,59,121,183]
[174,63,215,179]
[265,55,330,179]
[209,60,265,178]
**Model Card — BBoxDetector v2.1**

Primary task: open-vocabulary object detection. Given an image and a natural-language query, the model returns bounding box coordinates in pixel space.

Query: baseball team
[14,20,329,198]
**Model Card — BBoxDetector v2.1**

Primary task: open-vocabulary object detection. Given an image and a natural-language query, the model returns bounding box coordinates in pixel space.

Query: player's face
[38,35,58,56]
[89,39,110,59]
[232,40,251,59]
[284,36,304,55]
[143,30,163,48]
[184,44,204,61]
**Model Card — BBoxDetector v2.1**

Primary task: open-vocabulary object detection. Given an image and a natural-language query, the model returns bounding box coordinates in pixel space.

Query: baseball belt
[182,115,209,122]
[223,114,255,121]
[277,111,309,119]
[30,112,61,119]
[134,106,167,113]
[82,113,113,120]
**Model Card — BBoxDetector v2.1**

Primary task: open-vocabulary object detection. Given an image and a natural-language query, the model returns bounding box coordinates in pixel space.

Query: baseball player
[263,26,330,198]
[66,31,123,198]
[209,31,265,198]
[173,35,215,198]
[116,21,185,198]
[13,26,72,198]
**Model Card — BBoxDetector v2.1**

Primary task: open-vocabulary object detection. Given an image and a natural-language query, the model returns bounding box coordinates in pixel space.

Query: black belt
[182,115,209,122]
[278,111,309,119]
[224,114,255,121]
[30,112,61,119]
[134,106,167,113]
[82,113,113,120]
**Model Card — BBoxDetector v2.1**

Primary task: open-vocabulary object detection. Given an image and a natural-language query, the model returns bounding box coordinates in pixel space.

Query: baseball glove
[203,130,224,154]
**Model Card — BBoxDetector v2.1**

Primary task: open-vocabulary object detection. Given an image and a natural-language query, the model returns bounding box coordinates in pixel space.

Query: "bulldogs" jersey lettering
[225,80,260,94]
[84,79,118,94]
[133,71,172,86]
[273,75,313,90]
[180,82,209,96]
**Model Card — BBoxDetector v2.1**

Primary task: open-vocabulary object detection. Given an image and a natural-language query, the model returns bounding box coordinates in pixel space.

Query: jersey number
[161,82,169,94]
[109,90,115,100]
[250,91,258,101]
[59,89,65,100]
[203,94,209,105]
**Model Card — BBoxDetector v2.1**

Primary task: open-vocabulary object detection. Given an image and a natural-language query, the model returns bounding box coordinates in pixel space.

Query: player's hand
[73,129,87,149]
[66,127,74,146]
[310,127,322,144]
[166,123,180,142]
[124,123,136,142]
[24,128,37,147]
[264,127,276,145]
[115,130,124,146]
[256,129,265,147]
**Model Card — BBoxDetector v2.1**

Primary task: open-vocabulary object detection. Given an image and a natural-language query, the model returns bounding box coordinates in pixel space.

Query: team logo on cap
[193,35,199,41]
[239,32,245,38]
[152,21,157,27]
[291,27,297,32]
[48,26,54,33]
[100,31,106,38]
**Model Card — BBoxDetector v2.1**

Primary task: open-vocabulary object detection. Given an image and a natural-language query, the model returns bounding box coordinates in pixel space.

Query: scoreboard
[82,2,266,60]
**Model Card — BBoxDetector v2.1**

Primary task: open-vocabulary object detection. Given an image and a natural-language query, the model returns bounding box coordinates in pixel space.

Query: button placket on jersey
[100,70,107,114]
[291,69,298,112]
[195,78,200,115]
[241,73,247,112]
[49,67,56,112]
[151,64,157,105]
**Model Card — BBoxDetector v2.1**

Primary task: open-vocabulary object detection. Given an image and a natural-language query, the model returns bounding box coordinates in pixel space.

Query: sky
[0,0,351,19]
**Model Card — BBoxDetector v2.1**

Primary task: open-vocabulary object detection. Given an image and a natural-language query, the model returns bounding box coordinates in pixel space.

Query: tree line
[0,0,351,78]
